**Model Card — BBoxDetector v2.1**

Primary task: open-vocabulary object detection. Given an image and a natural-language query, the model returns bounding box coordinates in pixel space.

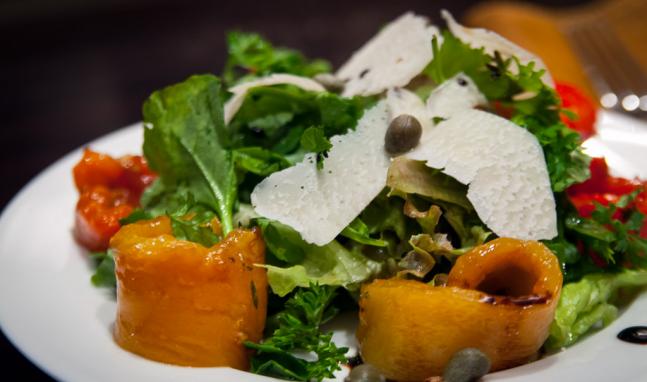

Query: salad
[70,10,647,382]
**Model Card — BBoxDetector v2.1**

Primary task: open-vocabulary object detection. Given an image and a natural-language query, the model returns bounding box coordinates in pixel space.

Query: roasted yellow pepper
[110,216,267,369]
[357,238,562,381]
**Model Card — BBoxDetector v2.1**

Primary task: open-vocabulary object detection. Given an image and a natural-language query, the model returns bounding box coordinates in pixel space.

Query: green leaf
[90,250,116,289]
[300,126,332,153]
[223,31,331,87]
[229,86,372,152]
[386,157,472,210]
[340,217,389,247]
[300,126,332,170]
[245,284,347,382]
[233,147,292,176]
[169,213,220,248]
[546,270,647,349]
[557,190,647,273]
[256,220,382,297]
[359,190,408,241]
[122,188,222,247]
[142,74,236,234]
[256,219,306,264]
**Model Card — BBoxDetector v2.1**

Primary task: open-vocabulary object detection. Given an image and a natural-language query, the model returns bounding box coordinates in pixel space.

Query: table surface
[0,0,598,380]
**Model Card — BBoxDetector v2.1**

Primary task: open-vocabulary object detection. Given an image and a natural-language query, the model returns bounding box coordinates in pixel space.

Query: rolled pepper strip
[357,238,562,381]
[110,216,267,369]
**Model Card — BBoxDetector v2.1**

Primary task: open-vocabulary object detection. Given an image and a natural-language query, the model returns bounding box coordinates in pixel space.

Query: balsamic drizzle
[617,326,647,344]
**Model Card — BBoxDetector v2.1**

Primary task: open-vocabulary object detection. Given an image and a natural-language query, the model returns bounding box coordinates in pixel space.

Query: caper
[345,363,386,382]
[442,348,491,382]
[384,114,422,155]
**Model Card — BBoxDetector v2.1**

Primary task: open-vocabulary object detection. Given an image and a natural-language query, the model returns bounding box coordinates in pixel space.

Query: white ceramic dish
[0,111,646,382]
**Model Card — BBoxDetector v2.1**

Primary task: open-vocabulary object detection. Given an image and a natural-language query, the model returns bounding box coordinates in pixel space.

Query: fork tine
[590,21,647,94]
[565,17,647,114]
[565,24,615,99]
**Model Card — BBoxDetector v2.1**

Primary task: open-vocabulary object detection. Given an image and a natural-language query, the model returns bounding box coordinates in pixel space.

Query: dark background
[0,0,590,380]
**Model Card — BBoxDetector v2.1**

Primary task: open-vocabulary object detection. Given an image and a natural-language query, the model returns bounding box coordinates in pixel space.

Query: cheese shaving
[251,101,391,245]
[337,12,439,97]
[426,73,487,119]
[224,73,326,124]
[407,109,557,240]
[441,10,554,87]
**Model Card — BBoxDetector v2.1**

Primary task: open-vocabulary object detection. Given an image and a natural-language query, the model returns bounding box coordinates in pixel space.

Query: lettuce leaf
[257,219,383,297]
[359,190,409,242]
[386,157,472,210]
[546,270,647,349]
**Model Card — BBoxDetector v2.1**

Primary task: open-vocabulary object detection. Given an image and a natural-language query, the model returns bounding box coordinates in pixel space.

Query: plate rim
[1,114,647,382]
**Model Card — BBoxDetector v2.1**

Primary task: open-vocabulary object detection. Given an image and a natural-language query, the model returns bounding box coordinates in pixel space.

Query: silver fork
[564,15,647,118]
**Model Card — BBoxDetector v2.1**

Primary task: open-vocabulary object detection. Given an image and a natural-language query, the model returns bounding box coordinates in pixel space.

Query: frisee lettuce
[244,284,347,381]
[545,191,647,282]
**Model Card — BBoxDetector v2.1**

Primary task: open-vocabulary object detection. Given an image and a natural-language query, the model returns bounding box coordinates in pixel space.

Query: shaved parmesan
[426,73,486,119]
[441,10,554,87]
[337,12,439,97]
[407,109,557,240]
[251,101,391,246]
[223,73,326,124]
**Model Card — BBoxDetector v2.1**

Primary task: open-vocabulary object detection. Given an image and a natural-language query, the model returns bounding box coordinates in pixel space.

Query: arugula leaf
[245,284,347,381]
[300,127,332,170]
[229,86,373,152]
[224,32,331,87]
[90,250,116,289]
[124,185,222,247]
[300,126,332,153]
[168,213,220,248]
[233,147,292,176]
[142,74,236,234]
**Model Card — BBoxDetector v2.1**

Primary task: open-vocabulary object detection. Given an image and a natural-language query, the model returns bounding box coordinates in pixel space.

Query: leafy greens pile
[89,28,646,381]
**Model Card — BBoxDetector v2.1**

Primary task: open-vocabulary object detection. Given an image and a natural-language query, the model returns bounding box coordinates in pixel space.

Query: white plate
[1,111,646,382]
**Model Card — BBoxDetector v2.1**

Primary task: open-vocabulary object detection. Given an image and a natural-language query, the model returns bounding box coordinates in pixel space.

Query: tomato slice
[72,149,156,251]
[74,186,134,251]
[556,82,597,139]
